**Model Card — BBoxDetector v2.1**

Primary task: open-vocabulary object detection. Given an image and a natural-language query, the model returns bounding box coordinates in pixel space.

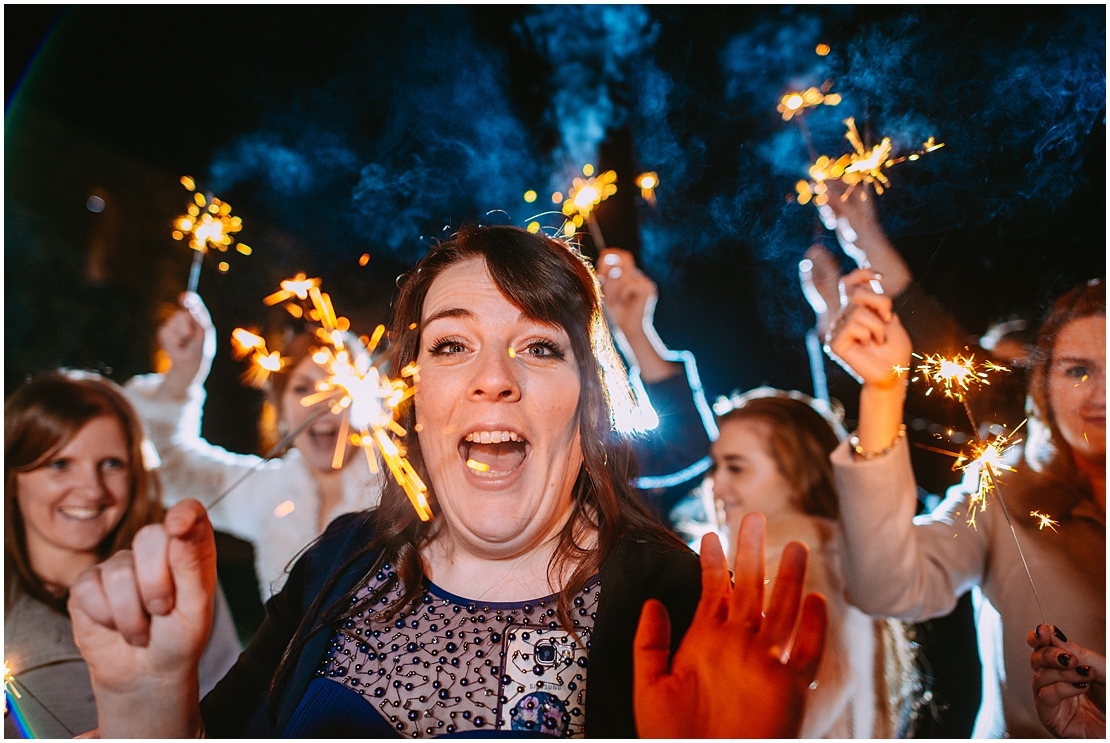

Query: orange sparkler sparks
[259,280,430,521]
[795,118,944,205]
[563,165,618,224]
[777,85,841,121]
[231,329,285,387]
[635,172,659,206]
[172,177,247,256]
[3,661,20,700]
[1030,510,1059,533]
[899,352,1008,401]
[954,426,1023,528]
[264,272,321,305]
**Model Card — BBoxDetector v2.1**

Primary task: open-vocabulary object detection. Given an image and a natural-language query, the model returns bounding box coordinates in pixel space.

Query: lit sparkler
[900,352,1008,401]
[795,118,944,206]
[777,84,841,121]
[561,164,617,248]
[231,329,285,388]
[3,659,78,736]
[218,280,431,521]
[1030,510,1059,533]
[173,176,249,293]
[904,349,1048,623]
[635,172,659,206]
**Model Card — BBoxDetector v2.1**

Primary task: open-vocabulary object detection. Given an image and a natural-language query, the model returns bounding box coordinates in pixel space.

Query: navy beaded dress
[285,565,600,739]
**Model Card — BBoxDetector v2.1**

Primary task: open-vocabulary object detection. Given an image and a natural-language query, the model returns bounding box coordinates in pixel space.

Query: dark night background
[5,5,1106,737]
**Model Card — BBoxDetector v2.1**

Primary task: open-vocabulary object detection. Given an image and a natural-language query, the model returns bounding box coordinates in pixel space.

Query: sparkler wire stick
[206,405,332,510]
[961,400,1049,626]
[186,249,205,294]
[804,328,830,403]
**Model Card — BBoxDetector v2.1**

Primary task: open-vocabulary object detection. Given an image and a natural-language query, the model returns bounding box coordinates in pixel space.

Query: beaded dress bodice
[317,565,601,738]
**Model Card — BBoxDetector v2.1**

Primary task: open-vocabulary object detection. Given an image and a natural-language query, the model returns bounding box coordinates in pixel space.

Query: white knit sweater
[125,374,383,598]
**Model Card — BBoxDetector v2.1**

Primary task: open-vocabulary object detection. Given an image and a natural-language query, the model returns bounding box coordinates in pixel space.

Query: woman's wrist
[95,673,203,738]
[856,382,907,453]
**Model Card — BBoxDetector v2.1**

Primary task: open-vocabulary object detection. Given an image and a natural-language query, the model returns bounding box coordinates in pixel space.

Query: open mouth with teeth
[58,505,110,521]
[459,430,529,477]
[307,422,340,450]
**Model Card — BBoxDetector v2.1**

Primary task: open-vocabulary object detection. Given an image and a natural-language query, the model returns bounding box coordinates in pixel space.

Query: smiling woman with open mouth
[67,225,828,739]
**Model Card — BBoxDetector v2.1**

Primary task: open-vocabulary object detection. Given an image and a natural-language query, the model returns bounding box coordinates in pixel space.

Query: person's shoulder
[611,531,699,581]
[299,510,379,567]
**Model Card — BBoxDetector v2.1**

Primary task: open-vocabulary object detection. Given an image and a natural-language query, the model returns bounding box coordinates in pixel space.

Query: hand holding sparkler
[1028,624,1107,738]
[825,281,913,453]
[67,500,213,738]
[634,514,828,738]
[154,292,216,403]
[597,248,679,384]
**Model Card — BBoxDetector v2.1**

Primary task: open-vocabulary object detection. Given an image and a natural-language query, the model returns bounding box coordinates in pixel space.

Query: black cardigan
[200,511,701,738]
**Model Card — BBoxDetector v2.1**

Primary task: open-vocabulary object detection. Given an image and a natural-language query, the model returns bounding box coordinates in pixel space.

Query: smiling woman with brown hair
[4,370,240,738]
[65,225,828,739]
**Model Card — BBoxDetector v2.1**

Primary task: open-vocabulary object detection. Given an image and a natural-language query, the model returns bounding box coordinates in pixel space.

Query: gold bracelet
[849,424,906,460]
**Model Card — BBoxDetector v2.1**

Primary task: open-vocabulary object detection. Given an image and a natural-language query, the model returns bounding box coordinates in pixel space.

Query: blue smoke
[629,6,1104,336]
[517,5,658,178]
[206,7,540,263]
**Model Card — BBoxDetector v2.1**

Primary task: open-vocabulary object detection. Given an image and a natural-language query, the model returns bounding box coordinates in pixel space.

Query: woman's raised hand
[824,271,912,388]
[598,248,657,338]
[633,513,828,738]
[68,500,216,738]
[155,291,216,402]
[1028,624,1107,738]
[597,247,679,383]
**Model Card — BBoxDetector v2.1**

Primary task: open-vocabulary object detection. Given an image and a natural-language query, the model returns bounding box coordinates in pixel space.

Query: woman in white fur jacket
[711,388,920,738]
[124,293,383,599]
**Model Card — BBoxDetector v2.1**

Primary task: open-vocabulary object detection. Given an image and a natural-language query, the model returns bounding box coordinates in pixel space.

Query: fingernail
[148,598,170,615]
[1074,682,1089,689]
[1059,653,1072,667]
[1054,627,1069,643]
[1078,666,1091,677]
[1034,625,1043,639]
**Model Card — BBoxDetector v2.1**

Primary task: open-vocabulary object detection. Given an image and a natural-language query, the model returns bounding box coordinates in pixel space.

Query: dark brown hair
[715,390,843,519]
[270,225,685,713]
[1026,278,1105,472]
[4,370,164,614]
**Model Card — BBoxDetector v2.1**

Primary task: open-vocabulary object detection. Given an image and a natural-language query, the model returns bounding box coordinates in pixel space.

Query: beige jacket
[831,436,1105,738]
[124,374,383,598]
[725,511,899,738]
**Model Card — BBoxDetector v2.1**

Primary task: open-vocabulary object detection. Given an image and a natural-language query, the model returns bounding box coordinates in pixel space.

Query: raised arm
[824,280,989,620]
[124,294,275,540]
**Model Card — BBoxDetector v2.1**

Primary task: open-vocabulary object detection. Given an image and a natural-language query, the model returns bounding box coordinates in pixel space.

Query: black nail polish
[1077,666,1091,677]
[1054,626,1068,643]
[1073,682,1089,689]
[1059,653,1072,667]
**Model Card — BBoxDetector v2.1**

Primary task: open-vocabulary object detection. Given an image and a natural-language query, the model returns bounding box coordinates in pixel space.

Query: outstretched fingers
[763,541,809,661]
[730,513,767,630]
[696,531,732,624]
[788,593,829,684]
[633,599,673,688]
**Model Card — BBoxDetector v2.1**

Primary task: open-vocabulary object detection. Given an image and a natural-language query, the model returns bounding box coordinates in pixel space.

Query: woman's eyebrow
[423,307,474,325]
[1054,355,1093,364]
